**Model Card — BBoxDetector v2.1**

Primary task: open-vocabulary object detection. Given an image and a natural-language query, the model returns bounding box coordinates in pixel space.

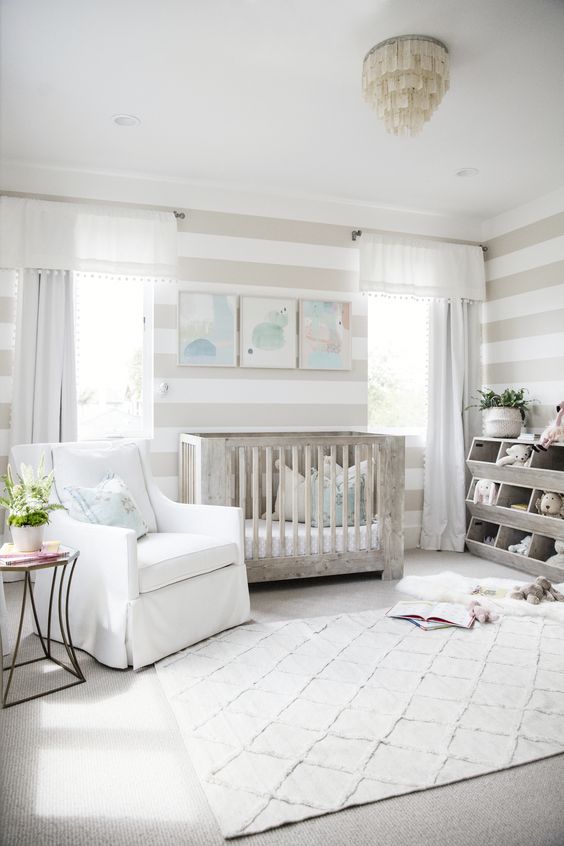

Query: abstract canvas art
[299,299,352,370]
[178,292,237,367]
[240,296,296,368]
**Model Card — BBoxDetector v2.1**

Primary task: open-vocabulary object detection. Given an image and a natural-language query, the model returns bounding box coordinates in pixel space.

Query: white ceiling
[2,0,564,221]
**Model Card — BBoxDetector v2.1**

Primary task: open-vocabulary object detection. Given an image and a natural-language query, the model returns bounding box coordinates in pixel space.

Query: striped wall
[483,198,564,431]
[150,210,425,548]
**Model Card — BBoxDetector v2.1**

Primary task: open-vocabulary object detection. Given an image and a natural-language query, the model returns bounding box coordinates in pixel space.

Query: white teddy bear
[546,540,564,567]
[496,443,533,467]
[473,479,498,505]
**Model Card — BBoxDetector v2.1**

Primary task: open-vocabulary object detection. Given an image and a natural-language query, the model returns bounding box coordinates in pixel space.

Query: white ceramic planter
[11,524,45,553]
[483,407,523,439]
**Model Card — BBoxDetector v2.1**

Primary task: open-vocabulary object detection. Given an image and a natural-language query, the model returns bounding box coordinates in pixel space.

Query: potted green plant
[0,455,64,552]
[468,387,534,438]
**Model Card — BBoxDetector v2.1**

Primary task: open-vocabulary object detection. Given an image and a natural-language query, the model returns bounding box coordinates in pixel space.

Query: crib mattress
[244,519,379,560]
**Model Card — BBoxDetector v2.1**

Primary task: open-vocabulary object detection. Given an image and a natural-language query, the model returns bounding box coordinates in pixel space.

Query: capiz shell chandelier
[362,35,449,136]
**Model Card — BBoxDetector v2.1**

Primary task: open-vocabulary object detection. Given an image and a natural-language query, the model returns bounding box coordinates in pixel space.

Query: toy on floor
[496,443,533,467]
[468,599,498,623]
[510,576,564,604]
[508,534,533,555]
[473,479,499,505]
[535,491,564,519]
[546,540,564,568]
[534,401,564,451]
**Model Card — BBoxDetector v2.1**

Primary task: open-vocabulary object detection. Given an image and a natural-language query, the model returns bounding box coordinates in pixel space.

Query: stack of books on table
[386,600,475,631]
[0,542,70,567]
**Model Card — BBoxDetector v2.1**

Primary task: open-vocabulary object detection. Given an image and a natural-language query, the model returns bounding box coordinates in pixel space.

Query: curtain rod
[351,229,488,253]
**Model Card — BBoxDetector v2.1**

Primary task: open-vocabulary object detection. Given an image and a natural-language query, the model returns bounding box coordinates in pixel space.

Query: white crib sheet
[244,519,380,559]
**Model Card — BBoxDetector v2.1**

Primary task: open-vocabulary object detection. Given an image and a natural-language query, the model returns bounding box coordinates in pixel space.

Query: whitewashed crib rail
[179,432,404,582]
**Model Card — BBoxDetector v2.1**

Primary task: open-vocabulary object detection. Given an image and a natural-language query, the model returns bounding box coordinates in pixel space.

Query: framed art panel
[240,296,296,368]
[299,299,352,370]
[178,292,237,366]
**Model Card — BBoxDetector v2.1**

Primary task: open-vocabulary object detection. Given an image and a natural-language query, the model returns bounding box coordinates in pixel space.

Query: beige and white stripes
[483,203,564,431]
[150,210,425,547]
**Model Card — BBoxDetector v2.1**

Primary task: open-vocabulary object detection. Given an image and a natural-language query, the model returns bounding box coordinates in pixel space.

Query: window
[367,295,429,431]
[74,273,153,440]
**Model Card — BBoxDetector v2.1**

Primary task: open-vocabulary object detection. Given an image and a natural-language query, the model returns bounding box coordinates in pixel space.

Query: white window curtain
[11,269,77,445]
[0,196,177,276]
[0,195,177,446]
[359,232,485,552]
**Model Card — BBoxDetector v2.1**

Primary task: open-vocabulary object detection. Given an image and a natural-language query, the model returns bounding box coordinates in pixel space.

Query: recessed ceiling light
[112,114,141,127]
[455,167,479,177]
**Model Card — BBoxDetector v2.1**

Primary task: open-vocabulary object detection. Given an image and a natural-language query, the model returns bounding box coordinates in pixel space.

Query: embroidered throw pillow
[64,474,148,539]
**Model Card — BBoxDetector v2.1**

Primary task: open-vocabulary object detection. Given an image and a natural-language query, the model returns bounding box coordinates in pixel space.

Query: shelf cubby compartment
[529,534,559,563]
[496,483,533,511]
[468,440,502,464]
[530,446,564,473]
[495,525,532,553]
[528,489,564,519]
[467,518,500,546]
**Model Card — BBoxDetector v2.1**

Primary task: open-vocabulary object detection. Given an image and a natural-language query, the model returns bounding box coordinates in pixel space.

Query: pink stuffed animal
[468,600,498,623]
[537,401,564,450]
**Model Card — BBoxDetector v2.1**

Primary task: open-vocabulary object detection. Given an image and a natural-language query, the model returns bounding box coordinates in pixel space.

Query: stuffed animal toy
[535,491,564,519]
[546,540,564,568]
[473,479,499,505]
[496,443,533,467]
[468,599,498,623]
[535,401,564,451]
[508,534,533,555]
[510,576,564,604]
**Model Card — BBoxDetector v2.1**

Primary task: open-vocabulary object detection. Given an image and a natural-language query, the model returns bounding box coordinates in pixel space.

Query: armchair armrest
[149,490,244,566]
[48,510,139,601]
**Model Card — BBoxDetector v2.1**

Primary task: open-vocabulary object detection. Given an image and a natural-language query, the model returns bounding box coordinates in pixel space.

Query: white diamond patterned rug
[155,610,564,838]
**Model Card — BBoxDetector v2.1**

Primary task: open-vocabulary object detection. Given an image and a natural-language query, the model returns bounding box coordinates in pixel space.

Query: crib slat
[330,445,337,553]
[279,447,286,556]
[238,447,246,513]
[265,446,273,559]
[366,443,374,549]
[354,444,361,552]
[252,447,259,560]
[342,445,349,551]
[305,444,312,556]
[317,446,324,554]
[292,445,299,555]
[376,443,382,549]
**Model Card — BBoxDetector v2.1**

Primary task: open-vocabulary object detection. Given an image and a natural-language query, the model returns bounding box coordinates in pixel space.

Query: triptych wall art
[177,293,352,370]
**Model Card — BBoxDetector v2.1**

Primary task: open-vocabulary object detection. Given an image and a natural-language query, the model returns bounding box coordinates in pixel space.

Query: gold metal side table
[0,549,85,708]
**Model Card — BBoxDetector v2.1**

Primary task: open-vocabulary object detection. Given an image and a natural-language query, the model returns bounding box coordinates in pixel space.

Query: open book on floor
[386,600,475,630]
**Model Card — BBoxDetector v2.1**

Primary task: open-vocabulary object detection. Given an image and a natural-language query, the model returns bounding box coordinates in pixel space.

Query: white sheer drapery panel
[11,269,77,445]
[0,197,177,276]
[420,299,481,552]
[359,233,485,300]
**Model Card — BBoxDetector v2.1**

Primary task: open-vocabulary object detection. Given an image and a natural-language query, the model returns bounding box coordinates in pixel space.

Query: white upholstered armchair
[8,440,250,669]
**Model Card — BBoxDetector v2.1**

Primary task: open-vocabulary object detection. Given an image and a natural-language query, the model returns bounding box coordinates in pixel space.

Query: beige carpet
[1,550,564,846]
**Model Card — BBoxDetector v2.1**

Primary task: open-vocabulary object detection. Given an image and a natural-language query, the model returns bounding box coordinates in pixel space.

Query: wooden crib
[179,431,404,583]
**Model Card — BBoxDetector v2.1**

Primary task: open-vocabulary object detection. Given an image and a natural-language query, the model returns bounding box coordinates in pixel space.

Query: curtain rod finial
[352,229,362,242]
[173,210,186,220]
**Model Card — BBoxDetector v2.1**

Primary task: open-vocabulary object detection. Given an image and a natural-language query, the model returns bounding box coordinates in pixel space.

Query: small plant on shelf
[467,387,535,438]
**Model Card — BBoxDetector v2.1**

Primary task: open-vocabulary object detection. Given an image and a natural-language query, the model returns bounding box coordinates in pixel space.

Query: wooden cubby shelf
[465,437,564,580]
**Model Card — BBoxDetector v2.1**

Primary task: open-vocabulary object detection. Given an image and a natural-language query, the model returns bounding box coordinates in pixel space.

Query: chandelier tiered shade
[362,35,449,136]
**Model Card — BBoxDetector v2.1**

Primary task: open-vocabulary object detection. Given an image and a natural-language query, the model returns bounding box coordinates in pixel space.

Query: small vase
[483,407,523,439]
[11,524,45,553]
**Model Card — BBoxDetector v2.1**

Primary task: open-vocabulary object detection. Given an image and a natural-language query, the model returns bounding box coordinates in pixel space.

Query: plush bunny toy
[473,479,498,505]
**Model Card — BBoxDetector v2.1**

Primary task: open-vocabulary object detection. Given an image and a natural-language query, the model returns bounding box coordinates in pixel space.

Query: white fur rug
[397,572,564,623]
[155,609,564,838]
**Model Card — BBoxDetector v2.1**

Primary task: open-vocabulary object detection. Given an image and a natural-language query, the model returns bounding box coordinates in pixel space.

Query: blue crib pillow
[64,474,149,539]
[310,470,367,528]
